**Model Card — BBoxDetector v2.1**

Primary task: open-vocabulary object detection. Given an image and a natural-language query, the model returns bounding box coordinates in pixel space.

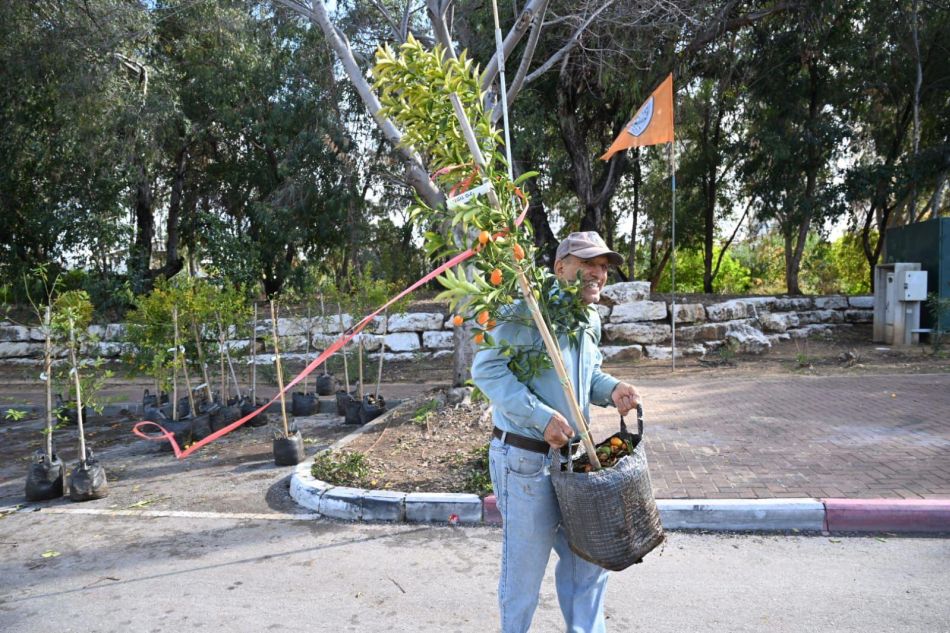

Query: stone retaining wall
[0,283,873,364]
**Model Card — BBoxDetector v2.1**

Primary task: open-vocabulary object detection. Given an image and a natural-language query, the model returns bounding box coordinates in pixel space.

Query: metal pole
[670,140,677,372]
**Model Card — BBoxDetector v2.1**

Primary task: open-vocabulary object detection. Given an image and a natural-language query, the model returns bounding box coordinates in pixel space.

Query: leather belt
[492,426,577,457]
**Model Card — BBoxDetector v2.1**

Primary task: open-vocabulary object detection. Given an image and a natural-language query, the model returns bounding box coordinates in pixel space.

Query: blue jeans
[489,437,610,633]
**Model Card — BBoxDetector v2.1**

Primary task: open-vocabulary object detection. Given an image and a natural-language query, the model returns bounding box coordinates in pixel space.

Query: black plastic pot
[291,392,318,417]
[210,402,241,432]
[241,398,270,427]
[176,396,191,419]
[189,412,213,440]
[54,396,92,426]
[142,389,169,409]
[68,452,108,501]
[343,394,363,425]
[359,395,386,425]
[160,419,192,451]
[335,390,350,416]
[25,450,64,501]
[316,373,337,396]
[273,427,305,466]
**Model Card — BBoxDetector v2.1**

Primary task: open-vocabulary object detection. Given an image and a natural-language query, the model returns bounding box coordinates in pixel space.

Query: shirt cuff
[527,400,556,434]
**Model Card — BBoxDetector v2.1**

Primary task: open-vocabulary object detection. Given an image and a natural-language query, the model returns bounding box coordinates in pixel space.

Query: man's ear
[553,258,564,276]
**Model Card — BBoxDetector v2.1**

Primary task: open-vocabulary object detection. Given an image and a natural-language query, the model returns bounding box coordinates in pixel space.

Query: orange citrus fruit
[476,310,489,325]
[452,314,464,327]
[490,268,503,285]
[473,331,485,344]
[487,319,496,330]
[478,230,491,246]
[512,243,525,261]
[609,437,624,449]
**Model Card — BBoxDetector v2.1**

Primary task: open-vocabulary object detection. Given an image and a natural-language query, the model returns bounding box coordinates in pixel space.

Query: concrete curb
[290,461,950,533]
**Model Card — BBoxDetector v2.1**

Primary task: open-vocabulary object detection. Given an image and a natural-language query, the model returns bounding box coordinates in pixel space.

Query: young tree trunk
[131,160,154,291]
[627,149,641,280]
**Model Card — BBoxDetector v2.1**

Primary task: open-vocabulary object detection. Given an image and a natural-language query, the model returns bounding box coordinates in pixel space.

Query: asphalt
[289,371,950,534]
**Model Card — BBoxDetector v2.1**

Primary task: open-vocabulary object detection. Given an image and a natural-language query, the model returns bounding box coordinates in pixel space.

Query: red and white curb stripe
[290,459,950,533]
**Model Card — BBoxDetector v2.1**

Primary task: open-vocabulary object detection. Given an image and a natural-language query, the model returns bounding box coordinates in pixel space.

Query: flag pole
[669,139,677,372]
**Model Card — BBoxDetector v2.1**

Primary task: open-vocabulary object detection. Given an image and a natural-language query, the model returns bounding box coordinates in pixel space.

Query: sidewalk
[290,371,950,533]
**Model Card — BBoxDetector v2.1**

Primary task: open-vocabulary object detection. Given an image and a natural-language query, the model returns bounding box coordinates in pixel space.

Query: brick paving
[590,372,950,500]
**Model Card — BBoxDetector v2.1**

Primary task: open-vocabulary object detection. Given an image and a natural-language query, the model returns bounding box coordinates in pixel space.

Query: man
[472,231,642,633]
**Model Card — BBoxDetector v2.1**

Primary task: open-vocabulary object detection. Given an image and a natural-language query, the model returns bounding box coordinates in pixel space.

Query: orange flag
[600,74,674,161]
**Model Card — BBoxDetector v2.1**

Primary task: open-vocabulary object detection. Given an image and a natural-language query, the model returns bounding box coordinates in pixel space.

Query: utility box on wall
[885,217,950,332]
[874,263,926,345]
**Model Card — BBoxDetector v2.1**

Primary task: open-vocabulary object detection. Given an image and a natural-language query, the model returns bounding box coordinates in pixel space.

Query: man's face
[554,254,610,305]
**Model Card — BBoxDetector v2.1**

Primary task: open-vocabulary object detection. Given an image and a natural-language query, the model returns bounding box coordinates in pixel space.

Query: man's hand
[611,382,642,416]
[543,412,574,449]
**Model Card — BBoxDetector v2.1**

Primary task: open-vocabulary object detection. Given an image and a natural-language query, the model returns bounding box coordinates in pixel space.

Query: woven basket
[550,406,664,571]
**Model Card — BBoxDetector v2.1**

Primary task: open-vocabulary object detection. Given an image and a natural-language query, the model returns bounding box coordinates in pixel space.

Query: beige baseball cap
[555,231,623,266]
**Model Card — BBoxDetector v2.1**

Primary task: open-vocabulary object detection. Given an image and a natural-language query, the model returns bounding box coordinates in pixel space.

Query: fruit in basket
[609,437,624,449]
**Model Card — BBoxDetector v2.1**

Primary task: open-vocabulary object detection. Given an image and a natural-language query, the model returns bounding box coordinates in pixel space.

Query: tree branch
[523,1,614,85]
[275,0,444,208]
[480,0,549,91]
[505,0,549,111]
[426,0,456,56]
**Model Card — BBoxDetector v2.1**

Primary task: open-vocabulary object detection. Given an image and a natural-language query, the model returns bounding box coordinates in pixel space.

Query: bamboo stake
[319,294,330,377]
[177,309,198,420]
[375,309,387,399]
[357,338,364,400]
[270,300,290,437]
[304,303,312,394]
[172,308,180,421]
[43,306,53,461]
[218,320,226,402]
[448,93,601,469]
[251,303,258,402]
[67,321,87,463]
[190,318,214,402]
[217,313,242,401]
[338,302,350,392]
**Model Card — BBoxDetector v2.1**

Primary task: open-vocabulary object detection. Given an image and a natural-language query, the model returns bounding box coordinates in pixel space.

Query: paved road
[0,510,947,633]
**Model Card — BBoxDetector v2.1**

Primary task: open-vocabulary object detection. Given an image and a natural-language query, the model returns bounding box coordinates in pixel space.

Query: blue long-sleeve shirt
[471,302,620,441]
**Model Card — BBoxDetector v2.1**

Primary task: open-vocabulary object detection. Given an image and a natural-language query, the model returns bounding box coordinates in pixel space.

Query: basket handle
[619,403,644,438]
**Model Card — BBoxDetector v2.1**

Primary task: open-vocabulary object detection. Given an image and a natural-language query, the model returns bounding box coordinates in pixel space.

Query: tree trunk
[131,159,154,292]
[159,145,187,279]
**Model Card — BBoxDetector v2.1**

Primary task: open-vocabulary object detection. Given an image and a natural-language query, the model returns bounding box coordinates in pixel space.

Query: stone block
[405,492,483,524]
[848,296,874,309]
[387,312,445,332]
[105,323,126,341]
[676,322,730,343]
[94,342,127,358]
[766,333,791,344]
[600,345,644,362]
[724,322,771,354]
[611,301,668,323]
[432,350,453,360]
[0,325,31,342]
[362,490,407,522]
[594,304,611,320]
[672,303,706,324]
[603,322,671,345]
[758,312,800,333]
[814,295,848,310]
[744,296,777,309]
[796,310,842,325]
[599,281,651,306]
[705,300,756,322]
[368,351,424,362]
[772,297,814,311]
[350,332,382,352]
[0,342,43,358]
[384,332,421,352]
[643,344,704,360]
[422,331,454,350]
[844,309,873,323]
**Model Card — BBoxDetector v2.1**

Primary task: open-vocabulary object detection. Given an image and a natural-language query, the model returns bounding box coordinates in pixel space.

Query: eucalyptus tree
[738,0,857,295]
[843,0,950,287]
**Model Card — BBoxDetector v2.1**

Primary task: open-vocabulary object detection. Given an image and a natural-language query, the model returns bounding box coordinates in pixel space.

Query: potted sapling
[314,292,337,396]
[241,302,271,426]
[333,298,356,417]
[359,309,387,424]
[291,300,318,416]
[270,300,305,465]
[53,291,109,501]
[23,268,64,500]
